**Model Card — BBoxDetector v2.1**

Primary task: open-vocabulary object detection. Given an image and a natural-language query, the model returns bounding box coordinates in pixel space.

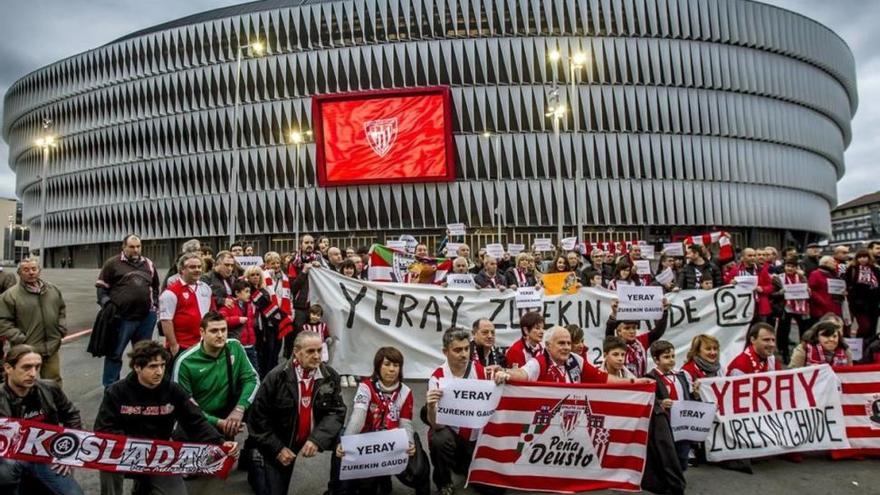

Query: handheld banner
[698,365,849,461]
[446,274,476,290]
[436,378,501,429]
[310,269,753,378]
[655,268,675,286]
[669,401,717,442]
[339,428,409,480]
[827,279,846,295]
[616,285,664,321]
[831,364,880,459]
[508,244,525,256]
[561,237,578,251]
[734,276,757,293]
[542,272,580,296]
[467,381,655,493]
[445,242,462,255]
[533,239,553,252]
[634,260,651,276]
[783,283,809,300]
[485,244,505,259]
[385,240,407,250]
[516,287,544,310]
[234,256,263,268]
[0,418,235,478]
[844,338,863,362]
[640,245,655,260]
[663,243,684,256]
[447,223,467,236]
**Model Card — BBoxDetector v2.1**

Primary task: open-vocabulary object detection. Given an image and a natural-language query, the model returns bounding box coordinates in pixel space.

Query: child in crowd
[699,272,714,290]
[647,340,693,472]
[567,324,587,362]
[219,279,259,373]
[301,303,354,387]
[600,336,635,379]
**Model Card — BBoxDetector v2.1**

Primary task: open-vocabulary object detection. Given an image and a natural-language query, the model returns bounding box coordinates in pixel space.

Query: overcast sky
[1,0,877,205]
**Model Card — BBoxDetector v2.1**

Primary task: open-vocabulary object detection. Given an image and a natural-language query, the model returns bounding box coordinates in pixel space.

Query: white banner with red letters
[310,268,752,379]
[466,380,655,493]
[697,365,849,461]
[832,364,880,459]
[0,418,236,477]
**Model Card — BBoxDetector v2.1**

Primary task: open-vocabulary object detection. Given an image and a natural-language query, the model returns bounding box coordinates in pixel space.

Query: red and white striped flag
[467,381,655,493]
[832,364,880,459]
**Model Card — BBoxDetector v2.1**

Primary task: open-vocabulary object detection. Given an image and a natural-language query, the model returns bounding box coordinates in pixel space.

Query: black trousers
[428,427,474,490]
[777,312,807,364]
[283,309,309,359]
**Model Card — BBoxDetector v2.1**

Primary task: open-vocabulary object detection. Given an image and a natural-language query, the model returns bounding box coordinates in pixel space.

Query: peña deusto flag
[467,381,654,493]
[313,87,455,187]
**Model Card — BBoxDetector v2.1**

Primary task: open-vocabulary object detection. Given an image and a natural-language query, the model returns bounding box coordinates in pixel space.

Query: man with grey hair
[162,238,201,289]
[474,255,508,290]
[158,252,214,356]
[0,258,67,385]
[425,327,495,495]
[499,326,653,385]
[248,330,345,495]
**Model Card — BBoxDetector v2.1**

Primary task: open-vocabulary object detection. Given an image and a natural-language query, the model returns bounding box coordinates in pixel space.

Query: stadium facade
[2,0,858,267]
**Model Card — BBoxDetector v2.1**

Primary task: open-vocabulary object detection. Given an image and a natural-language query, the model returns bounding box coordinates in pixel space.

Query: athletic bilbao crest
[363,118,398,157]
[868,394,880,427]
[515,395,610,468]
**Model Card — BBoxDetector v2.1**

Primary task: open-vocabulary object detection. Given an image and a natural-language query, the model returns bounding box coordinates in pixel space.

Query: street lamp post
[289,129,312,251]
[227,40,266,247]
[35,118,56,269]
[549,49,589,243]
[546,92,566,245]
[482,131,504,243]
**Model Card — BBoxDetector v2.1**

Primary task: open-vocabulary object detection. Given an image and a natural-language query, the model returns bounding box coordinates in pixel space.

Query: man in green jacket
[0,258,67,385]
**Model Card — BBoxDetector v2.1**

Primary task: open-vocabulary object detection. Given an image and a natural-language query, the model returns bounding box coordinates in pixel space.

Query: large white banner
[310,268,753,378]
[698,365,849,461]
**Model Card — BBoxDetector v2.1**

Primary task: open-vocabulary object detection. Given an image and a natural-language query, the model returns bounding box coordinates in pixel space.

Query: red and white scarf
[857,265,878,289]
[658,372,681,400]
[523,338,544,360]
[783,273,809,315]
[515,268,529,286]
[293,360,317,445]
[625,340,647,377]
[804,342,849,367]
[744,345,771,374]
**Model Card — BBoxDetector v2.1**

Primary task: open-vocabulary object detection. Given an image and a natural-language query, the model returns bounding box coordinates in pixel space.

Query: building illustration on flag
[515,394,611,467]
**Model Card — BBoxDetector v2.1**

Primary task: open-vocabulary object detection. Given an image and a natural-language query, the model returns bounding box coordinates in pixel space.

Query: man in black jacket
[0,345,84,494]
[202,250,237,308]
[95,340,237,495]
[248,331,346,495]
[676,244,722,290]
[95,234,161,387]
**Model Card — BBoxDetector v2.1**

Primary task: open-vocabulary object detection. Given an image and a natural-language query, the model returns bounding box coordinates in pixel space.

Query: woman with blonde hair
[505,252,538,288]
[681,334,724,384]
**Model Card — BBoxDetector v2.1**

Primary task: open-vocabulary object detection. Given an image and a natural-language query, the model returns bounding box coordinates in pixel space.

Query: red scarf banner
[0,418,235,477]
[467,380,655,493]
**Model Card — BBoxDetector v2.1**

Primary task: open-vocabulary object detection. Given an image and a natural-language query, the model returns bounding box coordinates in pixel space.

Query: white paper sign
[446,273,476,289]
[640,245,656,260]
[616,285,665,320]
[663,243,684,257]
[634,260,652,276]
[235,256,263,268]
[399,235,419,253]
[561,237,578,251]
[670,400,717,442]
[655,267,675,286]
[783,283,809,300]
[447,223,467,236]
[340,428,409,480]
[734,275,758,293]
[485,243,505,259]
[385,240,407,250]
[516,287,544,310]
[845,338,863,362]
[533,238,553,252]
[445,243,462,256]
[507,243,525,256]
[436,378,501,429]
[827,279,846,295]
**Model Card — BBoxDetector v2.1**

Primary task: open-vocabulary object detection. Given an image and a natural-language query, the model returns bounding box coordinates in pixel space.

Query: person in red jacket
[808,256,844,328]
[504,311,545,368]
[727,323,782,376]
[219,279,259,373]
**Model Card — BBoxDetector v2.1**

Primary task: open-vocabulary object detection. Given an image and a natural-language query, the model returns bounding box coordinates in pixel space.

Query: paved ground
[33,269,880,493]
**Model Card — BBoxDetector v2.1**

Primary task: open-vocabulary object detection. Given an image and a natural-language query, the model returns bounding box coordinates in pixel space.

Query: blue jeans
[0,458,84,495]
[102,311,157,387]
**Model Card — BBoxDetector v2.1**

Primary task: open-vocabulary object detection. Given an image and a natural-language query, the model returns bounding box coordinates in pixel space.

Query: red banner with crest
[313,87,456,186]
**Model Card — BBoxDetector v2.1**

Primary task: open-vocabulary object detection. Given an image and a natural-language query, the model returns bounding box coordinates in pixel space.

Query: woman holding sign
[335,347,429,495]
[789,322,853,368]
[772,257,811,364]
